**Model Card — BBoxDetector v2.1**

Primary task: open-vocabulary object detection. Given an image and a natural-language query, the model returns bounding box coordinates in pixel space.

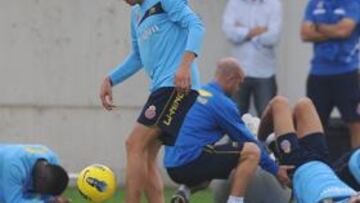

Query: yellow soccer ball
[77,164,117,202]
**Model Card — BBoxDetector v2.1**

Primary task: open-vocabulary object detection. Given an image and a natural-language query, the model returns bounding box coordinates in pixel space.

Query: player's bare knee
[240,143,261,162]
[294,97,314,116]
[125,136,144,154]
[270,96,289,110]
[296,97,313,108]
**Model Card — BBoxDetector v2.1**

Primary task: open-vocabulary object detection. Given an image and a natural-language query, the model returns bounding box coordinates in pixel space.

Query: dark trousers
[233,76,277,116]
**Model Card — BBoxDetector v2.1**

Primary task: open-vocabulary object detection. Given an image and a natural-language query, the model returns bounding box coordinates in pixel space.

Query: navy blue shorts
[333,147,360,191]
[277,132,329,175]
[307,70,360,124]
[166,143,244,187]
[137,87,198,146]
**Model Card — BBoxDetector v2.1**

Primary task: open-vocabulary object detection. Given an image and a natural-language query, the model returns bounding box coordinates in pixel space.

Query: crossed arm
[222,0,282,46]
[301,18,357,42]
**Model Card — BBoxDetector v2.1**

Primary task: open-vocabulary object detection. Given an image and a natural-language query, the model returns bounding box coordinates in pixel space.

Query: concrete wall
[0,0,309,184]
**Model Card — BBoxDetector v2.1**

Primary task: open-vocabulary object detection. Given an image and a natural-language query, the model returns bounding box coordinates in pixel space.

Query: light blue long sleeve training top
[0,144,59,203]
[293,161,356,203]
[109,0,205,92]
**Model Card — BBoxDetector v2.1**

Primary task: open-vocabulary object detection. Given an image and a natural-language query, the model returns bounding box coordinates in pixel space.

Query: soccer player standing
[301,0,360,148]
[99,0,205,202]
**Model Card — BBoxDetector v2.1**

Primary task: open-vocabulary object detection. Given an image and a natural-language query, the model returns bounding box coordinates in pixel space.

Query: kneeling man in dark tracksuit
[163,58,292,203]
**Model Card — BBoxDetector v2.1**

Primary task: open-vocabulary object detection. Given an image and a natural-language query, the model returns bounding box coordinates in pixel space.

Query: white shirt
[222,0,283,78]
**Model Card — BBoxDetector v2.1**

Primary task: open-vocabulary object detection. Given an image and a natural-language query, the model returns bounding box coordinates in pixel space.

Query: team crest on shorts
[280,140,291,154]
[145,105,157,120]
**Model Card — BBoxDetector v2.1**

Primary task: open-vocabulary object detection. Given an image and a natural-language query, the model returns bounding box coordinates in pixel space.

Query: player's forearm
[108,52,142,86]
[317,24,352,39]
[180,51,197,68]
[301,29,328,42]
[301,22,328,42]
[317,17,357,39]
[258,143,279,175]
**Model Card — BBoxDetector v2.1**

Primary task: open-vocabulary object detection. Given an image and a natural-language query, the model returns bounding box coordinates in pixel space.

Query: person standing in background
[222,0,283,116]
[301,0,360,148]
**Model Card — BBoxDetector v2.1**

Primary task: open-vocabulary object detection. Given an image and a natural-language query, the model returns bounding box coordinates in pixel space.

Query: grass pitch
[64,187,214,203]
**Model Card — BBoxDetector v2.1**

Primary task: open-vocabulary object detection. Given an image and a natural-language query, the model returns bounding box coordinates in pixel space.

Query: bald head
[215,57,244,79]
[215,58,245,96]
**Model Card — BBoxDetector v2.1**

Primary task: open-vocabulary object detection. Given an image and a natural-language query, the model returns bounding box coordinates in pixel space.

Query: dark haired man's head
[33,159,69,196]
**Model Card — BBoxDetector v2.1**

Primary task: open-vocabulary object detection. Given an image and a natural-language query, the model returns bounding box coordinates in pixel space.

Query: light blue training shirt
[0,144,59,203]
[294,161,356,203]
[109,0,205,92]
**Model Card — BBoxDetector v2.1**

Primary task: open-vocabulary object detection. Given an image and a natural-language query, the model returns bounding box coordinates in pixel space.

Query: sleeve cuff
[108,76,114,86]
[237,26,250,42]
[184,49,199,57]
[108,72,119,87]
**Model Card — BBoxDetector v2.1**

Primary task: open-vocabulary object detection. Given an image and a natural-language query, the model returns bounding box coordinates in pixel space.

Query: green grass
[64,187,214,203]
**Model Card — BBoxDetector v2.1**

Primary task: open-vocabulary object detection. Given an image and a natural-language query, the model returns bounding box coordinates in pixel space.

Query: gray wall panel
[0,0,312,185]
